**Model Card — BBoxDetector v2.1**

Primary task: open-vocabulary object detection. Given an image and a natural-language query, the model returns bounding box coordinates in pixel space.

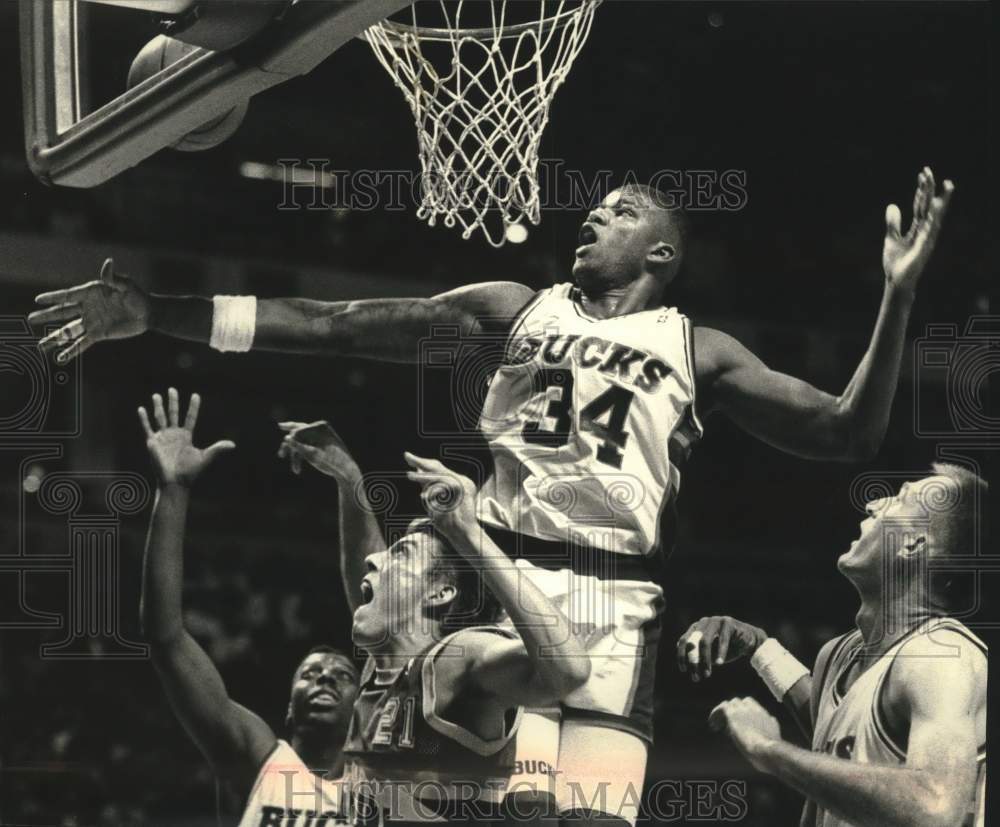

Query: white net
[365,0,600,247]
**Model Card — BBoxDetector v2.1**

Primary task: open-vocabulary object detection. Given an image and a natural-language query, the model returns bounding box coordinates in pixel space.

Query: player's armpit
[693,327,860,461]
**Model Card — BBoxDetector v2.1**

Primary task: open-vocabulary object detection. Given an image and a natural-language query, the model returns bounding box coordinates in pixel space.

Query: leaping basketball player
[276,419,592,823]
[678,464,987,827]
[137,388,359,826]
[32,168,953,826]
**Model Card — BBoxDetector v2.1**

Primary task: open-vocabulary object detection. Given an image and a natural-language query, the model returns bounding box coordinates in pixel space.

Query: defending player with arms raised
[678,465,987,827]
[31,168,953,825]
[138,389,360,827]
[277,420,591,822]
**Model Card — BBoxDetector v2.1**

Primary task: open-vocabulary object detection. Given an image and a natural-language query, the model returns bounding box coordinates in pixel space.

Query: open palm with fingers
[139,388,235,487]
[29,258,152,364]
[883,167,954,293]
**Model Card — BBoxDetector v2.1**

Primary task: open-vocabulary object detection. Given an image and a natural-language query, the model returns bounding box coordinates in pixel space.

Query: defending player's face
[288,652,359,731]
[572,186,670,287]
[838,476,946,582]
[352,531,447,651]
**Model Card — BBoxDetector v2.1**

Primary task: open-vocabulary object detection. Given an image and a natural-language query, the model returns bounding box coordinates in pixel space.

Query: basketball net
[365,0,600,247]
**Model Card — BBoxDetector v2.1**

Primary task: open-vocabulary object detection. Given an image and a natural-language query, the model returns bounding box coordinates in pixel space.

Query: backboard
[20,0,413,188]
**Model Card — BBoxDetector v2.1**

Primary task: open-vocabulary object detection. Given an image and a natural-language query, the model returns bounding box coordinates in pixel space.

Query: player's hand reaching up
[139,388,235,488]
[30,258,152,364]
[403,453,478,545]
[277,421,361,483]
[883,167,954,295]
[677,616,768,682]
[709,697,782,773]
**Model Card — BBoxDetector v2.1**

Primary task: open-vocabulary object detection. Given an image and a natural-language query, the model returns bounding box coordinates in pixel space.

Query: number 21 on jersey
[372,696,417,748]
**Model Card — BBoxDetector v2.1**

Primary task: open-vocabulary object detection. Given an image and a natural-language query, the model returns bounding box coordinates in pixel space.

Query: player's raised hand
[29,258,152,365]
[708,697,781,773]
[138,388,235,488]
[677,616,768,682]
[403,452,478,544]
[883,167,954,294]
[277,421,361,482]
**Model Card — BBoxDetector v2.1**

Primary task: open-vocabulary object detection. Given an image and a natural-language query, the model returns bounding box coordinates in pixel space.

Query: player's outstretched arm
[710,633,982,827]
[138,389,275,796]
[696,168,953,462]
[404,453,591,706]
[277,420,387,614]
[29,257,535,364]
[677,616,813,738]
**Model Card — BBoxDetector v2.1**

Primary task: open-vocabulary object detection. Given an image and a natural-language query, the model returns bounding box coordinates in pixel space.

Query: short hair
[926,463,988,612]
[301,644,355,663]
[293,645,359,681]
[407,518,504,631]
[625,183,690,255]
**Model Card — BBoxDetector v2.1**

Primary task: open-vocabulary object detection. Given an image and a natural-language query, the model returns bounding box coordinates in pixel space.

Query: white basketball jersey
[811,619,987,827]
[237,740,349,827]
[477,283,702,557]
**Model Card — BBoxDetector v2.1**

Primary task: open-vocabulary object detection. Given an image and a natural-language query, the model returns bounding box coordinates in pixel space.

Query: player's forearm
[782,675,813,739]
[148,294,214,344]
[335,466,386,613]
[834,284,915,460]
[139,484,191,644]
[450,529,590,696]
[755,739,960,827]
[148,293,456,360]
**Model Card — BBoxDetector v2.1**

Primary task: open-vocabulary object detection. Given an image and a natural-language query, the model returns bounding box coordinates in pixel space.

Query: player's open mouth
[360,579,375,604]
[577,223,598,253]
[308,690,340,708]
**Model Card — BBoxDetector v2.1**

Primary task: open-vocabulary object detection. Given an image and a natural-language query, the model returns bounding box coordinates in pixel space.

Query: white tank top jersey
[477,283,703,557]
[237,740,349,827]
[811,618,987,827]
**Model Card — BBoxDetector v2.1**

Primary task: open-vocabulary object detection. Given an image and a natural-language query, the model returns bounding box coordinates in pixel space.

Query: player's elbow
[138,611,184,649]
[917,800,964,827]
[831,402,883,462]
[845,432,881,463]
[914,777,967,827]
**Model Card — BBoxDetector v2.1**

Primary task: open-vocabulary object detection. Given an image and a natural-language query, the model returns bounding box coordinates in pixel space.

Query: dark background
[0,1,993,825]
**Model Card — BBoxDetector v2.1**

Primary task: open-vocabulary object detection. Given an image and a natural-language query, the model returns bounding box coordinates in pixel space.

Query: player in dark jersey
[278,421,592,823]
[34,168,953,825]
[138,389,360,826]
[677,464,987,827]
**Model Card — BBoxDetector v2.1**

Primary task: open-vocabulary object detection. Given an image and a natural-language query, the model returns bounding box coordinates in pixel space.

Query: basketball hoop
[365,0,601,247]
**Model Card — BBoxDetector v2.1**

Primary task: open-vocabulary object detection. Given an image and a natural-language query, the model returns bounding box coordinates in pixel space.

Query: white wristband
[210,295,257,353]
[751,638,810,702]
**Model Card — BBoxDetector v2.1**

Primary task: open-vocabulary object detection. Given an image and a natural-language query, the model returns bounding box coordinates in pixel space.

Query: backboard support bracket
[21,0,414,188]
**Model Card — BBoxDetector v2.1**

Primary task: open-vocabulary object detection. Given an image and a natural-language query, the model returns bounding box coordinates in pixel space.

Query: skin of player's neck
[292,725,348,778]
[854,589,936,660]
[577,270,666,318]
[367,623,441,674]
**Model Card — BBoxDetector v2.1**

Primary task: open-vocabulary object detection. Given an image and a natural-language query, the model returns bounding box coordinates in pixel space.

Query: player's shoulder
[423,626,518,707]
[435,624,519,658]
[886,621,987,711]
[691,326,753,373]
[441,281,538,317]
[892,621,987,683]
